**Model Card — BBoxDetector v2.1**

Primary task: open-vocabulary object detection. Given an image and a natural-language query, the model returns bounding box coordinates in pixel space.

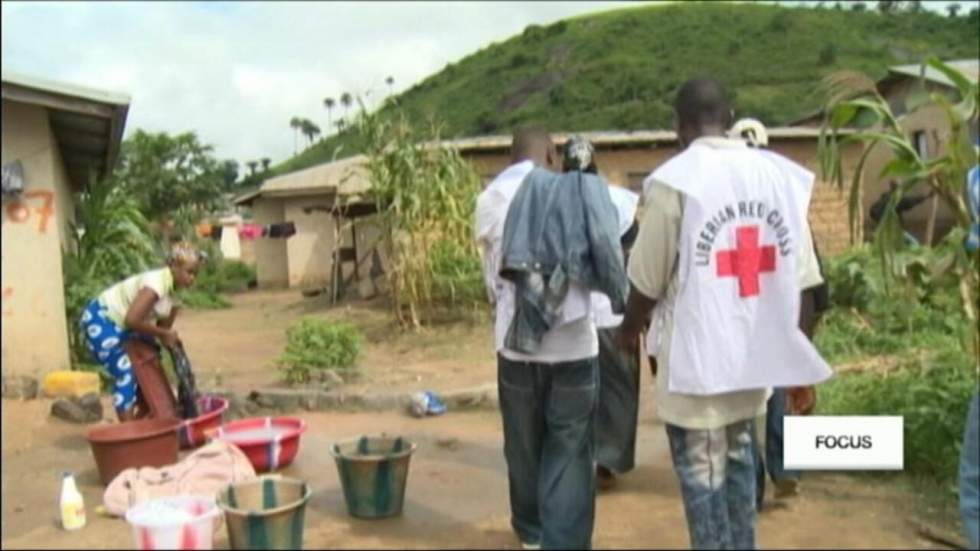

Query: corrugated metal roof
[1,70,131,106]
[887,59,978,88]
[257,154,372,199]
[440,127,843,152]
[1,71,130,191]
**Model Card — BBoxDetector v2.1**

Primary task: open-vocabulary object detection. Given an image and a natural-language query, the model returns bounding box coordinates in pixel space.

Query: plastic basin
[86,418,181,485]
[125,495,221,550]
[217,477,311,550]
[179,396,229,450]
[331,435,417,519]
[207,417,306,473]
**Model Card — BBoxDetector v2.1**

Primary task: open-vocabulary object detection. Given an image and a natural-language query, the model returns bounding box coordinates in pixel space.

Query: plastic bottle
[59,471,86,530]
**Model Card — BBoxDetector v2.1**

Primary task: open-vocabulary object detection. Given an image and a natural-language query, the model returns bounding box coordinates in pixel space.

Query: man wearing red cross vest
[618,77,832,549]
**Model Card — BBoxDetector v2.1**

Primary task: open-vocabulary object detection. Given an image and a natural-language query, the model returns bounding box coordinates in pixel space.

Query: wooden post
[925,180,939,246]
[332,213,341,304]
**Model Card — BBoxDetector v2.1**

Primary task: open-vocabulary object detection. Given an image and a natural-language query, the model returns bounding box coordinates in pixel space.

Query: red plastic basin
[179,396,230,450]
[87,418,181,485]
[207,416,306,473]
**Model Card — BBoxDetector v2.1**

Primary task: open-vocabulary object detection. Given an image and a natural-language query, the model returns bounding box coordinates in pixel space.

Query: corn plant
[818,57,979,368]
[353,101,484,328]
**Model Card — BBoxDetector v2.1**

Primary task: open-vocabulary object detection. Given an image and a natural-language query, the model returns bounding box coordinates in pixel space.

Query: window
[913,130,929,160]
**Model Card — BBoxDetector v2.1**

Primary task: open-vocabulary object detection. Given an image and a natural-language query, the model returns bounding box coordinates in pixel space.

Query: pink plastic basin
[207,416,306,473]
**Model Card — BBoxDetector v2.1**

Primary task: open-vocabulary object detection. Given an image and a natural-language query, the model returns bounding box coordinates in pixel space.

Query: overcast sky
[1,1,973,167]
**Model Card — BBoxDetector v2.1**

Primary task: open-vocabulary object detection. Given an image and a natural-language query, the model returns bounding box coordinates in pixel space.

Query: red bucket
[206,416,306,473]
[179,396,229,450]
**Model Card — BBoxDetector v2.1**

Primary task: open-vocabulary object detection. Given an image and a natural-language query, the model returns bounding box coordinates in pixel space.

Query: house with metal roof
[237,125,861,297]
[793,58,979,244]
[2,71,130,378]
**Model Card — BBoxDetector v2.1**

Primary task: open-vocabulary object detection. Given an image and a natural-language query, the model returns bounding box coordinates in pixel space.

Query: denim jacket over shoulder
[499,167,627,353]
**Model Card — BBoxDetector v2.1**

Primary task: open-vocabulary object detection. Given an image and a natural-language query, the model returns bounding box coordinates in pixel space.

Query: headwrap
[167,241,200,266]
[562,135,597,174]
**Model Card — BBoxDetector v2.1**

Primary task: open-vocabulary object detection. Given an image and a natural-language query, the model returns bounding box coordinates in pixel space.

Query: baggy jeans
[666,419,757,550]
[498,354,599,550]
[960,392,979,549]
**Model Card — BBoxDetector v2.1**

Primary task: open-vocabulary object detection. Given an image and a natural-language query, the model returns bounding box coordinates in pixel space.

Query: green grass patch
[277,319,362,385]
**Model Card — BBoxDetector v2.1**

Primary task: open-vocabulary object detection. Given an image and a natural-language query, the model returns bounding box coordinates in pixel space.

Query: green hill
[267,1,978,179]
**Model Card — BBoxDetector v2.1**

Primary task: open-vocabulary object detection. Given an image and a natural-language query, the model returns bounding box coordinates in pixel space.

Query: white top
[654,141,832,394]
[591,185,639,329]
[629,137,826,429]
[98,268,175,327]
[475,161,598,363]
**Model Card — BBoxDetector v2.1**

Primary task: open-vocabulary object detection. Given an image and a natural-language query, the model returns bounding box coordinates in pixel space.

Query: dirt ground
[0,395,957,550]
[177,289,497,395]
[0,289,966,549]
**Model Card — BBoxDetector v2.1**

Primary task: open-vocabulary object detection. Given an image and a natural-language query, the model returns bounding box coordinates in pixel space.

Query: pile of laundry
[195,221,296,241]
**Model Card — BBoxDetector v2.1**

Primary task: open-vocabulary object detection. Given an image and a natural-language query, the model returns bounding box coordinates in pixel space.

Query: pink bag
[103,440,256,517]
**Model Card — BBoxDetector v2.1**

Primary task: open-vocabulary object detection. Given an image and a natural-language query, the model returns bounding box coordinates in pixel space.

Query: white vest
[654,143,832,395]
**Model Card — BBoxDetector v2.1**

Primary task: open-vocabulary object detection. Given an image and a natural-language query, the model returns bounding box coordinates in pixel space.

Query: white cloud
[3,0,970,166]
[4,1,650,165]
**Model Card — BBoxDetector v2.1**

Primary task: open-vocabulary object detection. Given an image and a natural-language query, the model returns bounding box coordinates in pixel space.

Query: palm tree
[246,160,258,177]
[340,92,353,120]
[947,3,961,17]
[385,76,395,97]
[323,97,336,133]
[261,158,271,172]
[335,118,347,133]
[289,117,302,154]
[301,119,321,146]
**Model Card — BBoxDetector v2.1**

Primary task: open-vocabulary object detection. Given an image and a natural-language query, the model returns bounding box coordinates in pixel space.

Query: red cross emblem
[716,225,776,298]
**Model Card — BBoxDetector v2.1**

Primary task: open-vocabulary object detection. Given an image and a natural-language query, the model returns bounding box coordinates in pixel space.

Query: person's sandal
[597,465,617,491]
[774,479,800,499]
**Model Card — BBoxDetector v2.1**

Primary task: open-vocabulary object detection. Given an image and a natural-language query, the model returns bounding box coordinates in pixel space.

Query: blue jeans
[752,388,801,508]
[498,354,598,550]
[960,392,979,549]
[666,419,757,550]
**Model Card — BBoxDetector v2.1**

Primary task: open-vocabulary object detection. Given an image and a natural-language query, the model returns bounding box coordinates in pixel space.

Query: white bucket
[125,495,221,550]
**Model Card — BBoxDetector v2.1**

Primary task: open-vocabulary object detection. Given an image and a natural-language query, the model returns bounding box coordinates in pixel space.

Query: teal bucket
[216,476,312,550]
[331,435,417,519]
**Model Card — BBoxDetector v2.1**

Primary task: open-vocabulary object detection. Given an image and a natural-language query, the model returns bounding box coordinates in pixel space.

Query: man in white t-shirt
[618,78,829,549]
[475,126,601,550]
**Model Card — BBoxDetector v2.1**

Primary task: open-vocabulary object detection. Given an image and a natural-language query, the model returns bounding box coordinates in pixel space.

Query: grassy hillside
[267,1,978,179]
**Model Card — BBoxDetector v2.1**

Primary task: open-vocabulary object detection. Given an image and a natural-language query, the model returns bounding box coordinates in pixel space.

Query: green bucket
[217,476,312,550]
[331,435,417,519]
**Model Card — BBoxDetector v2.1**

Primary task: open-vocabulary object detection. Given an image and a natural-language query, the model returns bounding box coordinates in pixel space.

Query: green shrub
[817,350,977,485]
[277,319,361,385]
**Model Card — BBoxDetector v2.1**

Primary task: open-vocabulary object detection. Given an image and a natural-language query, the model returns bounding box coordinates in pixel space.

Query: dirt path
[177,289,496,395]
[0,397,954,550]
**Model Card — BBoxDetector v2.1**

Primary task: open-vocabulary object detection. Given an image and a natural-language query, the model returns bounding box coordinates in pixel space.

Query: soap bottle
[59,471,86,530]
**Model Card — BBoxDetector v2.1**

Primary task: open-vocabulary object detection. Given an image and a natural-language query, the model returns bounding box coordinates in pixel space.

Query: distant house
[1,71,130,378]
[452,128,863,257]
[234,155,381,293]
[238,127,861,298]
[794,58,980,244]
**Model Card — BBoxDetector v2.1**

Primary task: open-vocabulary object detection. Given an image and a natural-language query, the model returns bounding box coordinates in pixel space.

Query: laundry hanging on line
[237,223,264,240]
[267,221,296,238]
[236,221,297,240]
[195,222,213,239]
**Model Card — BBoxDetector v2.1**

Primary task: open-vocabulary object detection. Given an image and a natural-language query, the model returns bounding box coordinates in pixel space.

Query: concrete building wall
[250,198,289,287]
[863,102,959,244]
[1,99,73,377]
[284,195,336,288]
[463,139,858,257]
